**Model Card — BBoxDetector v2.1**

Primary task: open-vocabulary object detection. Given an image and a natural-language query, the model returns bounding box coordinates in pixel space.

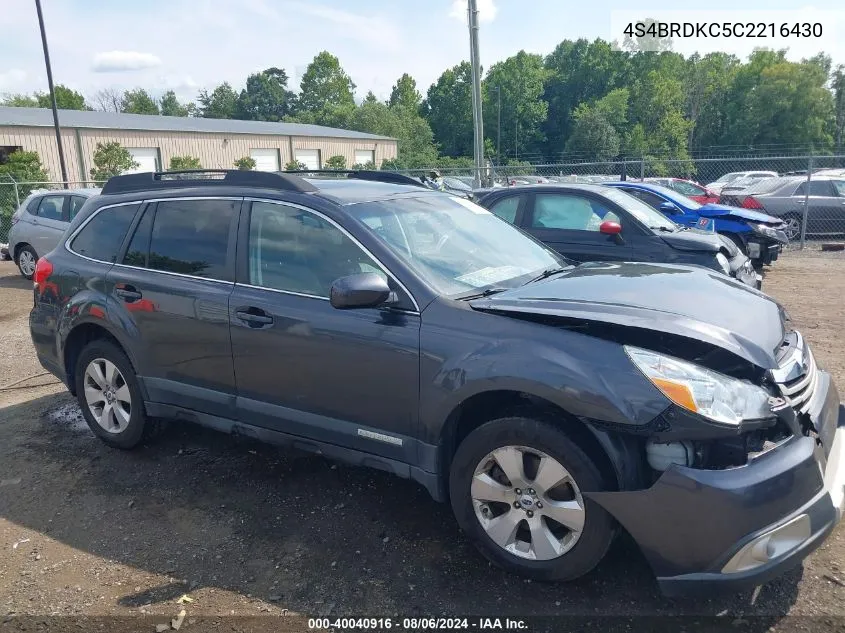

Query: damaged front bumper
[588,370,845,596]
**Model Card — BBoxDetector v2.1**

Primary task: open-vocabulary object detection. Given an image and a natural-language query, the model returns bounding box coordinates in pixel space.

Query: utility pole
[467,0,485,188]
[495,86,501,166]
[34,0,68,185]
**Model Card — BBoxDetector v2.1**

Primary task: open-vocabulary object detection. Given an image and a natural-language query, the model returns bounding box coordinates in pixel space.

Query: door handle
[235,307,274,326]
[114,284,142,302]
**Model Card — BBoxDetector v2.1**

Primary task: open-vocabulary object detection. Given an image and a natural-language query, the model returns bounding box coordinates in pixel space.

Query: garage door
[126,148,159,174]
[250,148,280,172]
[354,150,374,166]
[294,149,320,170]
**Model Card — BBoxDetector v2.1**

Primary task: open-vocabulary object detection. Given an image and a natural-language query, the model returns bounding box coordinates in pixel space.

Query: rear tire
[74,339,161,449]
[16,245,37,280]
[449,415,615,581]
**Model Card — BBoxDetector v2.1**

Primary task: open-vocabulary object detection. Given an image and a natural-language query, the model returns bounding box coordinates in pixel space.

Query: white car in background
[706,171,778,195]
[7,188,100,278]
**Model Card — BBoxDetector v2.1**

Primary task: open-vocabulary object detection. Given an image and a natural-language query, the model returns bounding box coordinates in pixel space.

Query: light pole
[494,85,501,166]
[467,0,485,188]
[34,0,68,185]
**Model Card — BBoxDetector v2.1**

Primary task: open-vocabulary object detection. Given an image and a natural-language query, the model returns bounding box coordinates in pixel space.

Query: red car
[644,178,720,204]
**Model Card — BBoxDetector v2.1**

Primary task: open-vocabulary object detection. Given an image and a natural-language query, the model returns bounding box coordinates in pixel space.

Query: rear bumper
[589,371,845,596]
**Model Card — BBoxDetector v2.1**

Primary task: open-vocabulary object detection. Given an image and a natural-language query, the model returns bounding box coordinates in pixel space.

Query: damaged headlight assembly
[625,346,773,426]
[715,252,731,274]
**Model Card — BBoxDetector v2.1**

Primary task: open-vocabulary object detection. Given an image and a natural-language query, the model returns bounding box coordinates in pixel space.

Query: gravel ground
[2,255,845,632]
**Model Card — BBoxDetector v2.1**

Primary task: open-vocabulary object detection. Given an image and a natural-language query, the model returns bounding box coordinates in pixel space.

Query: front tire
[16,245,38,280]
[74,340,160,449]
[783,213,803,242]
[449,415,615,581]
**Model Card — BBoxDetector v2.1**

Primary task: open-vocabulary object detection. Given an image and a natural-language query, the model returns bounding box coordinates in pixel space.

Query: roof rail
[101,169,318,195]
[282,169,428,189]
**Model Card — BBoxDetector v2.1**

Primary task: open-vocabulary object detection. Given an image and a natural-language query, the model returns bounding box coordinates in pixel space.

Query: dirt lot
[2,252,845,632]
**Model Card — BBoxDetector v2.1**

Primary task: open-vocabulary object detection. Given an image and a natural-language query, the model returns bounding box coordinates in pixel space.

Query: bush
[284,159,307,171]
[233,156,256,170]
[324,155,346,170]
[169,155,202,170]
[351,161,377,170]
[90,142,138,181]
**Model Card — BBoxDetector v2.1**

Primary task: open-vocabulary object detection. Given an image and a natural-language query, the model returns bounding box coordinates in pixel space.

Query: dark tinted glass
[37,195,65,221]
[489,196,520,223]
[71,204,139,262]
[623,188,665,209]
[122,207,153,267]
[148,199,237,279]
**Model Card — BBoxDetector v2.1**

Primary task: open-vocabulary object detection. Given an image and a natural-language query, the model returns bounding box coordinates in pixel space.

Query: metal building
[0,106,397,181]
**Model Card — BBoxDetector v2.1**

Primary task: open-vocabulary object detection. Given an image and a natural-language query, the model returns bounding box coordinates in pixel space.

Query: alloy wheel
[783,217,801,241]
[83,358,132,433]
[18,250,36,277]
[470,445,585,561]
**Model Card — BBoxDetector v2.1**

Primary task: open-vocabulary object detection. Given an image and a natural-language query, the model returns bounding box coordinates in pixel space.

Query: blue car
[606,181,789,268]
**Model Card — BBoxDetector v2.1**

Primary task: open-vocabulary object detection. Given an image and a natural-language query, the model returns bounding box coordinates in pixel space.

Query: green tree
[90,142,138,181]
[0,150,51,240]
[564,106,620,160]
[35,85,89,110]
[324,155,346,170]
[351,95,438,168]
[297,51,356,114]
[234,156,256,170]
[422,61,474,157]
[169,155,202,170]
[685,52,740,151]
[235,67,295,121]
[833,65,845,154]
[543,39,629,160]
[389,73,422,110]
[121,88,160,115]
[285,159,307,171]
[622,18,673,52]
[629,69,691,159]
[160,91,190,117]
[483,51,549,160]
[1,94,38,107]
[197,82,239,119]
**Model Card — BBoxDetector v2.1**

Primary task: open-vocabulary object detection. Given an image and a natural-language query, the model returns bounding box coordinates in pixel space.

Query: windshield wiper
[458,287,509,300]
[650,226,676,232]
[523,267,569,285]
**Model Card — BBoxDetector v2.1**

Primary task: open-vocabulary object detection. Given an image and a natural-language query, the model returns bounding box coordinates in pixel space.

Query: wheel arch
[437,389,640,500]
[63,321,142,397]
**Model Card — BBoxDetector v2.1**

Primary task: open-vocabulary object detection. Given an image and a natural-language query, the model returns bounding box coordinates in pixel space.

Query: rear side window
[488,196,521,224]
[69,196,87,219]
[671,181,702,196]
[37,195,65,221]
[622,188,665,209]
[146,199,237,279]
[70,204,139,262]
[795,180,835,196]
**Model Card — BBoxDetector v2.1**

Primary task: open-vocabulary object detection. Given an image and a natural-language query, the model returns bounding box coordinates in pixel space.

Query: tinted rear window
[70,204,139,262]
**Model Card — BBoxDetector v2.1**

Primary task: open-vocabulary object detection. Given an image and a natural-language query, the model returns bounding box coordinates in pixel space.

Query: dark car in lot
[30,169,844,595]
[605,181,788,268]
[719,176,845,240]
[474,184,760,288]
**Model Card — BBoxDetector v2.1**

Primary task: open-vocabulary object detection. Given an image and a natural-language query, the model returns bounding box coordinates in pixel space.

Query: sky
[1,0,844,107]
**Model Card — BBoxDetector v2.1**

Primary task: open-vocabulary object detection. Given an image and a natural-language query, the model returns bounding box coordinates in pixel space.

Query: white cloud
[92,51,162,72]
[0,68,27,90]
[449,0,498,24]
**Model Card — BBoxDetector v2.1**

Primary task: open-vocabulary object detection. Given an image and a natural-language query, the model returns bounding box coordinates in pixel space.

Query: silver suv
[8,188,100,278]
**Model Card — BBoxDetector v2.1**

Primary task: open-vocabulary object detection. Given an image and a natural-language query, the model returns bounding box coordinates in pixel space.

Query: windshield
[712,173,742,184]
[350,195,567,297]
[639,183,703,210]
[601,187,679,231]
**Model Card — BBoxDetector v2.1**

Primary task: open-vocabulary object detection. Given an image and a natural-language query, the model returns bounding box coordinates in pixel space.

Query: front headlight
[625,346,773,425]
[753,223,778,238]
[715,252,730,274]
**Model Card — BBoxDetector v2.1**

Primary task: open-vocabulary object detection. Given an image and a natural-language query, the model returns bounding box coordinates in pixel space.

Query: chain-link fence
[0,177,102,251]
[411,154,845,250]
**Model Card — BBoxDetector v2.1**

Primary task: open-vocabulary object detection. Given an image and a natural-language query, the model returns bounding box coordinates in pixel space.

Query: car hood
[470,262,786,369]
[697,203,782,224]
[658,228,722,253]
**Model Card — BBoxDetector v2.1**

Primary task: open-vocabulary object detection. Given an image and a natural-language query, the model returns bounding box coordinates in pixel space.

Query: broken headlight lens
[625,346,773,425]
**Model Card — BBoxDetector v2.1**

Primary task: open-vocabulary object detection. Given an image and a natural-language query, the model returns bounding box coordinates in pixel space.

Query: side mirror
[330,273,391,310]
[659,201,680,214]
[599,221,622,235]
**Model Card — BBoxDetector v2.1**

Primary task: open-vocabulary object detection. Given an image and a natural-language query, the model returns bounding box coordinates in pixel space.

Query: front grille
[773,332,819,414]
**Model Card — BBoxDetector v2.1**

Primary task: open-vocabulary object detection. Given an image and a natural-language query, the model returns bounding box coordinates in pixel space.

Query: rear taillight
[742,196,764,210]
[33,256,53,288]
